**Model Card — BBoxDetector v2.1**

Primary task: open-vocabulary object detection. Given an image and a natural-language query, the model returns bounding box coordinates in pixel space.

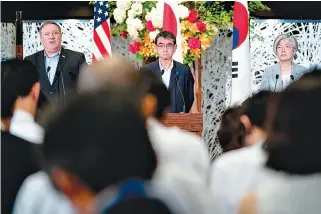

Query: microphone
[175,71,186,113]
[273,74,279,92]
[47,66,51,73]
[290,75,294,81]
[161,69,165,75]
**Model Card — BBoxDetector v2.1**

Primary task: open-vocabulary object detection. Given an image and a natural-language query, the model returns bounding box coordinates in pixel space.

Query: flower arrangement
[93,1,269,65]
[109,1,217,65]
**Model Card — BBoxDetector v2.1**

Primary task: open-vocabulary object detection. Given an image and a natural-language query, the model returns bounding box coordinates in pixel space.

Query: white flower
[149,29,160,41]
[156,1,164,12]
[116,1,132,11]
[127,9,135,18]
[126,18,143,31]
[131,2,143,16]
[132,18,144,31]
[177,5,189,19]
[146,7,163,29]
[127,26,139,40]
[145,13,152,21]
[113,8,127,24]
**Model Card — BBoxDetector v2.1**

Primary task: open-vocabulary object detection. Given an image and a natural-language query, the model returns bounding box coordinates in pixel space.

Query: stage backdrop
[1,19,320,160]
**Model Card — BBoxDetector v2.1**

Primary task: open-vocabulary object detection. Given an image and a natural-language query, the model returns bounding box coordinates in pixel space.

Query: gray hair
[39,21,62,35]
[77,56,138,93]
[273,34,299,59]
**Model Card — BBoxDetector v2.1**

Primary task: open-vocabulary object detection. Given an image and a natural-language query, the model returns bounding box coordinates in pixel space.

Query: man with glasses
[143,31,194,113]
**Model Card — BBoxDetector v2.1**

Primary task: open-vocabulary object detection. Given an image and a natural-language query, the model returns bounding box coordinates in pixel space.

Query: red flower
[128,41,141,54]
[146,20,156,32]
[187,38,201,49]
[120,30,128,39]
[196,21,206,32]
[187,10,198,23]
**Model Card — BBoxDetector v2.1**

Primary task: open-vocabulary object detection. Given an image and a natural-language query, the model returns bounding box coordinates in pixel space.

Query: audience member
[217,106,245,152]
[210,91,276,214]
[1,59,41,214]
[239,69,321,214]
[39,89,162,213]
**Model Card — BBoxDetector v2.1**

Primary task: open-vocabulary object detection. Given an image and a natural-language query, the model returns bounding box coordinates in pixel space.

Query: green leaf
[136,53,144,61]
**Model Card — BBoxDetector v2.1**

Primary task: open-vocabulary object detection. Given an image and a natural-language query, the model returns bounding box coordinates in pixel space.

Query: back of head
[1,59,39,118]
[137,67,170,119]
[107,197,174,214]
[242,91,274,130]
[266,69,321,174]
[77,56,137,93]
[41,88,157,193]
[218,106,245,152]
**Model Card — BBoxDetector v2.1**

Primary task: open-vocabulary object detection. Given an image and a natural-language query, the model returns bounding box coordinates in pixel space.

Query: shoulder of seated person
[213,146,256,167]
[22,171,52,190]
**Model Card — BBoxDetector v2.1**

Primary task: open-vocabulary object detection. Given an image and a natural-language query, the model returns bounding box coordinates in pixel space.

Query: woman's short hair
[273,34,299,59]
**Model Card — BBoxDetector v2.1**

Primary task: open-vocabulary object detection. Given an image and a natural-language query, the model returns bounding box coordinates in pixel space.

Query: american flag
[93,1,112,61]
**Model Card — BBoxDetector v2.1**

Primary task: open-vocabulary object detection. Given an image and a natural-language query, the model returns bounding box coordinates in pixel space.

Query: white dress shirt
[210,141,268,214]
[147,117,211,181]
[281,73,292,90]
[159,60,173,88]
[13,172,75,214]
[9,110,44,144]
[256,172,321,214]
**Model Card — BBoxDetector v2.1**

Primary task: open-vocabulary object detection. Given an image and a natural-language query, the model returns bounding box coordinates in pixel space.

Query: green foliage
[192,1,233,28]
[110,23,126,35]
[248,1,270,13]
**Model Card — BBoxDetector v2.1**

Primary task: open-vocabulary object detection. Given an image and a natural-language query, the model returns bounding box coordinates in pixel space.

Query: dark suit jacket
[144,59,194,113]
[1,131,40,214]
[25,48,87,103]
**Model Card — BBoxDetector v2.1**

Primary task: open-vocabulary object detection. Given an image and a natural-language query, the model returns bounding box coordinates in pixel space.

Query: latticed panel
[1,22,16,58]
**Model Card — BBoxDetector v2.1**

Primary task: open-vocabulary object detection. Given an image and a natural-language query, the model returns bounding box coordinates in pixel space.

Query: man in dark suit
[1,59,40,214]
[25,21,87,103]
[143,31,194,113]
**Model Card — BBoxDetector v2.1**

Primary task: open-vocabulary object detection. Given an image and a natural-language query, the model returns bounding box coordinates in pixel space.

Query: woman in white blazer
[260,34,308,92]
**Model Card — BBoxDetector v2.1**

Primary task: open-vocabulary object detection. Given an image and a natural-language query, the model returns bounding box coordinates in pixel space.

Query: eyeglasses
[156,44,175,49]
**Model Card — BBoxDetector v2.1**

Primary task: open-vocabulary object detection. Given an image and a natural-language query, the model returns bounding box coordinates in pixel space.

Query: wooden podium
[161,113,203,136]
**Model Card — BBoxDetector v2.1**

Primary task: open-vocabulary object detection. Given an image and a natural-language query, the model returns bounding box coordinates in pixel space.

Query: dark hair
[155,31,176,45]
[266,69,321,174]
[217,106,245,152]
[138,67,171,119]
[41,89,157,193]
[242,91,274,129]
[1,59,39,118]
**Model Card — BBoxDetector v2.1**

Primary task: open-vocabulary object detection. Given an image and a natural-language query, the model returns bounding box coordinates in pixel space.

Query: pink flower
[128,41,141,54]
[187,10,198,23]
[120,30,128,39]
[146,20,156,32]
[196,21,206,32]
[187,38,201,49]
